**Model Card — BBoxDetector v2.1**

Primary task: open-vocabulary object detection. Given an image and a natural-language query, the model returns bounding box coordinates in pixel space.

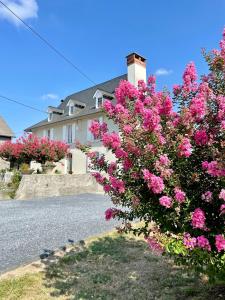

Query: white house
[0,116,14,170]
[25,53,147,174]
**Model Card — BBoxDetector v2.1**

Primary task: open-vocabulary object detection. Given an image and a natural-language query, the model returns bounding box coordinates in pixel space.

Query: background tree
[0,134,69,167]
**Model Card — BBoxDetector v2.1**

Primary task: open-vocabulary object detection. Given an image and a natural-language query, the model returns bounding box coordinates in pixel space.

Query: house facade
[0,116,14,144]
[0,116,14,170]
[26,53,147,174]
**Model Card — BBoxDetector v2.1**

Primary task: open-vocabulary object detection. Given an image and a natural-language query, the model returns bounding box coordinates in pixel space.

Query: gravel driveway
[0,194,118,274]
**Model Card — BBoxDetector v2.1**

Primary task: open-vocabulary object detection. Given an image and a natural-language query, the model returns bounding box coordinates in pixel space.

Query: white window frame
[93,90,103,109]
[66,124,73,144]
[48,112,53,122]
[69,104,75,116]
[96,97,103,109]
[47,129,51,140]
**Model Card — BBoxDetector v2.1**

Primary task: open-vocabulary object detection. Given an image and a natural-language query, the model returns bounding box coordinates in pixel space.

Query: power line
[0,0,96,85]
[0,94,47,114]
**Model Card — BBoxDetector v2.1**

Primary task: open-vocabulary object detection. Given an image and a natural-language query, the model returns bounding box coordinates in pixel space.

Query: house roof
[26,74,127,131]
[0,116,14,137]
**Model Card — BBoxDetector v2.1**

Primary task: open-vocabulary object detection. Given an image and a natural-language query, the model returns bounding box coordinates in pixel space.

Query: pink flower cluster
[191,208,206,229]
[145,237,164,255]
[178,137,192,157]
[174,187,186,203]
[103,100,114,116]
[102,132,121,150]
[190,95,207,121]
[182,62,197,93]
[115,80,138,106]
[202,161,225,177]
[201,191,212,202]
[159,196,172,208]
[217,95,225,120]
[215,235,225,252]
[115,148,128,159]
[183,233,197,249]
[92,172,106,184]
[196,236,211,251]
[183,234,211,251]
[219,189,225,201]
[107,162,117,175]
[105,208,120,221]
[109,176,125,194]
[143,169,165,194]
[122,124,133,135]
[154,155,173,179]
[142,108,161,132]
[194,129,208,146]
[89,120,108,139]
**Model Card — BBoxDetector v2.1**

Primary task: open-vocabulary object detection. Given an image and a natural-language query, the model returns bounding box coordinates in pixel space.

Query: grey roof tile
[26,74,127,131]
[0,116,14,137]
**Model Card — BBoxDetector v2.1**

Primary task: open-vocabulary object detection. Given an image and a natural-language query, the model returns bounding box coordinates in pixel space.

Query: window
[69,105,75,116]
[47,129,51,140]
[66,125,73,144]
[96,97,103,109]
[48,112,53,122]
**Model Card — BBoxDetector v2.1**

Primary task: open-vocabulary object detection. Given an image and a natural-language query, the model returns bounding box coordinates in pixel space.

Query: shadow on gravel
[41,235,225,300]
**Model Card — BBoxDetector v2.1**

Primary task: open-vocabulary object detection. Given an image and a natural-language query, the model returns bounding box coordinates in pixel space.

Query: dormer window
[48,106,63,122]
[48,112,53,122]
[69,104,75,116]
[96,97,103,109]
[67,99,85,115]
[93,89,114,109]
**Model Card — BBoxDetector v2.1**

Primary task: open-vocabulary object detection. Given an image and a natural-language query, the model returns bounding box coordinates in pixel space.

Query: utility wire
[0,94,47,114]
[0,0,96,85]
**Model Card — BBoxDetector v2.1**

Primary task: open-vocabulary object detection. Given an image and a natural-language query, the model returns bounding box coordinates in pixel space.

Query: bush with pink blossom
[80,29,225,280]
[0,134,69,167]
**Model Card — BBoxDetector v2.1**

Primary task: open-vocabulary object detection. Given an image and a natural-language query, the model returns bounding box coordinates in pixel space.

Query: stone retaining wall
[15,174,103,200]
[0,159,9,171]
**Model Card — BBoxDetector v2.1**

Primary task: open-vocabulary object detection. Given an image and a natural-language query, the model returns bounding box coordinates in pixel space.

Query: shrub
[19,163,33,174]
[8,170,22,199]
[80,28,225,280]
[0,134,69,166]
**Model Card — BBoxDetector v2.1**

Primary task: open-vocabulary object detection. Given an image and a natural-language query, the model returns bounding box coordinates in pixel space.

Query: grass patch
[0,273,52,300]
[0,231,224,299]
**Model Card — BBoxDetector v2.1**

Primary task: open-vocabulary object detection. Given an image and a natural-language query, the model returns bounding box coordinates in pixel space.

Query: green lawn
[0,232,224,300]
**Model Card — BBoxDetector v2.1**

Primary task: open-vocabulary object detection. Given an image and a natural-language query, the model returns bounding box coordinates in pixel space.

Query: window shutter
[43,129,47,137]
[87,120,92,141]
[50,128,54,140]
[72,123,76,144]
[63,125,67,142]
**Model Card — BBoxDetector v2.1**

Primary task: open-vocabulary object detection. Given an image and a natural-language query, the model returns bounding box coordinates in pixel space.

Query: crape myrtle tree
[0,134,69,166]
[79,29,225,280]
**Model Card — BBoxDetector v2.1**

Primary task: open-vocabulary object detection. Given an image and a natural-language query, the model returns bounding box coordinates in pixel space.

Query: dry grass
[0,231,224,300]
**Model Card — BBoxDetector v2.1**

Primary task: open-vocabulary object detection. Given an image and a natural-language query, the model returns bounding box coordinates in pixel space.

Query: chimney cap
[126,52,146,62]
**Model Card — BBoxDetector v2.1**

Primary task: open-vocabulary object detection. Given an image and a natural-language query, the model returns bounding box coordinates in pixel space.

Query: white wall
[127,63,146,86]
[31,112,118,174]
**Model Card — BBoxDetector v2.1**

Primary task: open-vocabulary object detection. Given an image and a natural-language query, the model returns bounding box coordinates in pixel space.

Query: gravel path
[0,194,118,274]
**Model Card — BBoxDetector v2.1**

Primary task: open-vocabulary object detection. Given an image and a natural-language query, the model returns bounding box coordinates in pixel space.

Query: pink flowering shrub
[80,29,225,280]
[0,134,69,166]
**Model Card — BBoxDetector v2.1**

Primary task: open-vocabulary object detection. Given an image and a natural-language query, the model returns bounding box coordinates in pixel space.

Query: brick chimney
[126,52,146,86]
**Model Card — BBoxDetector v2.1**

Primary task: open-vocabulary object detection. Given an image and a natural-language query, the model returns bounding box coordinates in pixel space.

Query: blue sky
[0,0,224,137]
